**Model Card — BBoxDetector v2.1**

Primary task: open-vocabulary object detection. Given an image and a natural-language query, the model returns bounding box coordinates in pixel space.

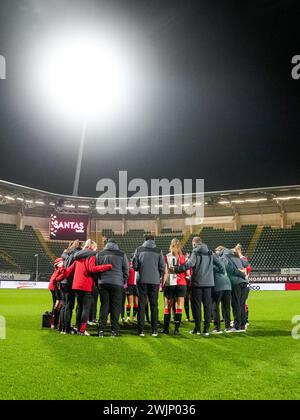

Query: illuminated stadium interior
[1,179,300,277]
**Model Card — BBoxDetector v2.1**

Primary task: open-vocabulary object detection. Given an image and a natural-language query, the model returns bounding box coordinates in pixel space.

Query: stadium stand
[0,223,53,276]
[2,180,300,276]
[251,223,300,271]
[102,229,149,257]
[182,225,257,255]
[2,221,300,276]
[0,253,18,271]
[102,229,184,256]
[47,241,69,259]
[154,233,184,254]
[161,228,183,235]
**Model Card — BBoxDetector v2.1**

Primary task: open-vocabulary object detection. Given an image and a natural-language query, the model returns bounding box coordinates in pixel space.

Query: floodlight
[37,33,131,120]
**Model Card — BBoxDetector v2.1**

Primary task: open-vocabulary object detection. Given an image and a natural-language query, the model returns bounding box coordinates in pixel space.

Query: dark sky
[0,0,300,196]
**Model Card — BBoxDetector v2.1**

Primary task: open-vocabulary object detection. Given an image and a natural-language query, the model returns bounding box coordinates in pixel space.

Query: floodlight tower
[72,116,88,196]
[37,33,129,196]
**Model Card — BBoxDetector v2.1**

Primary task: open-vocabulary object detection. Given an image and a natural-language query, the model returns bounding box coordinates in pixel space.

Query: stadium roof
[1,179,300,219]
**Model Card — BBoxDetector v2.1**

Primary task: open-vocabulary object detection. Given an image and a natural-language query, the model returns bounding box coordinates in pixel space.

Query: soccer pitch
[0,290,299,400]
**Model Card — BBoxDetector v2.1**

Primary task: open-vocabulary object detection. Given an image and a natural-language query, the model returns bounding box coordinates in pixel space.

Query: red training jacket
[48,267,65,291]
[64,256,112,293]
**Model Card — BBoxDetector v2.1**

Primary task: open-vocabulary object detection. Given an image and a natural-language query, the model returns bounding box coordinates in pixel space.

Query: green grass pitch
[0,290,300,400]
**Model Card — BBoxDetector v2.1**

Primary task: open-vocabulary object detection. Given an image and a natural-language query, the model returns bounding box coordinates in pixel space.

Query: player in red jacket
[63,240,112,336]
[125,257,139,322]
[48,258,65,330]
[162,239,190,335]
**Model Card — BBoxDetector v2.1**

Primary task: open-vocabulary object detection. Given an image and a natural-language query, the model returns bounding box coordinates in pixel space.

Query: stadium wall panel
[95,219,123,235]
[0,212,17,224]
[286,212,300,226]
[23,216,49,230]
[126,219,156,232]
[239,213,282,227]
[201,216,234,228]
[160,218,188,232]
[2,210,300,236]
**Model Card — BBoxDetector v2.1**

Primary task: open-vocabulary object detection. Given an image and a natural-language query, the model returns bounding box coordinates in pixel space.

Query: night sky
[0,0,300,196]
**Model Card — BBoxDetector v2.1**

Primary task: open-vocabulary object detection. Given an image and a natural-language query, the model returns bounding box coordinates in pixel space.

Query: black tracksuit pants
[50,291,60,328]
[60,283,75,332]
[184,286,192,319]
[51,290,56,312]
[231,282,248,330]
[89,286,99,322]
[245,285,250,323]
[191,287,212,333]
[137,283,159,333]
[75,290,92,330]
[99,284,123,333]
[212,289,231,329]
[120,289,126,319]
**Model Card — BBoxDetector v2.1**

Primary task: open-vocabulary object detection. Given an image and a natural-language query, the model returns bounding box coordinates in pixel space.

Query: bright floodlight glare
[37,33,131,120]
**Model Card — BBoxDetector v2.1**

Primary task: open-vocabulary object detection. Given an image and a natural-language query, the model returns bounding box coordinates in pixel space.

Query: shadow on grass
[40,320,293,369]
[41,319,292,338]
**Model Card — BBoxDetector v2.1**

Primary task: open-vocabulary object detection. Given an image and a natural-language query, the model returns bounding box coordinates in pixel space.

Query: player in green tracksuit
[223,248,249,332]
[212,247,232,333]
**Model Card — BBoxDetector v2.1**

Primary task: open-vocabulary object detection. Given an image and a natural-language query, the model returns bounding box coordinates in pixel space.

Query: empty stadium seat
[2,222,300,276]
[182,225,257,256]
[251,224,300,271]
[0,224,53,276]
[101,229,183,257]
[47,241,69,258]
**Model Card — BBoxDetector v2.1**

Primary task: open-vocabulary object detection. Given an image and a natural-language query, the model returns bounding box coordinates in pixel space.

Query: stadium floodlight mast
[37,32,131,196]
[73,115,88,197]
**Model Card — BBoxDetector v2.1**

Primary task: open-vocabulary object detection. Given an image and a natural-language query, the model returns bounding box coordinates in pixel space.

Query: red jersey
[165,254,188,286]
[241,255,251,276]
[176,255,188,286]
[128,262,137,286]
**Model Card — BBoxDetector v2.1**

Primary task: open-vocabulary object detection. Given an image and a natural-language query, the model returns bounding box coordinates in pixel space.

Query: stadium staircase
[246,225,263,259]
[90,230,104,250]
[181,227,205,254]
[35,229,56,262]
[180,229,198,251]
[182,233,196,254]
[0,250,20,271]
[46,241,68,259]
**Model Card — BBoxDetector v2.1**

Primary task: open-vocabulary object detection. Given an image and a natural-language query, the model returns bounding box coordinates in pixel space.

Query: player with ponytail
[161,238,189,335]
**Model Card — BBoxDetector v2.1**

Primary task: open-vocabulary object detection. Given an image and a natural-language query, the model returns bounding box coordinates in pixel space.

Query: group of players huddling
[48,235,251,337]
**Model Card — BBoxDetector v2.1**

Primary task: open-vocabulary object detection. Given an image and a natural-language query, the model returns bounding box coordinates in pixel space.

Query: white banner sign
[249,283,285,291]
[0,281,49,290]
[0,273,31,281]
[250,274,300,283]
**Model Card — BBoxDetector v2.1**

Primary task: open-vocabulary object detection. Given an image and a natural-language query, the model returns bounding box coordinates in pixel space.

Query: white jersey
[165,253,179,286]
